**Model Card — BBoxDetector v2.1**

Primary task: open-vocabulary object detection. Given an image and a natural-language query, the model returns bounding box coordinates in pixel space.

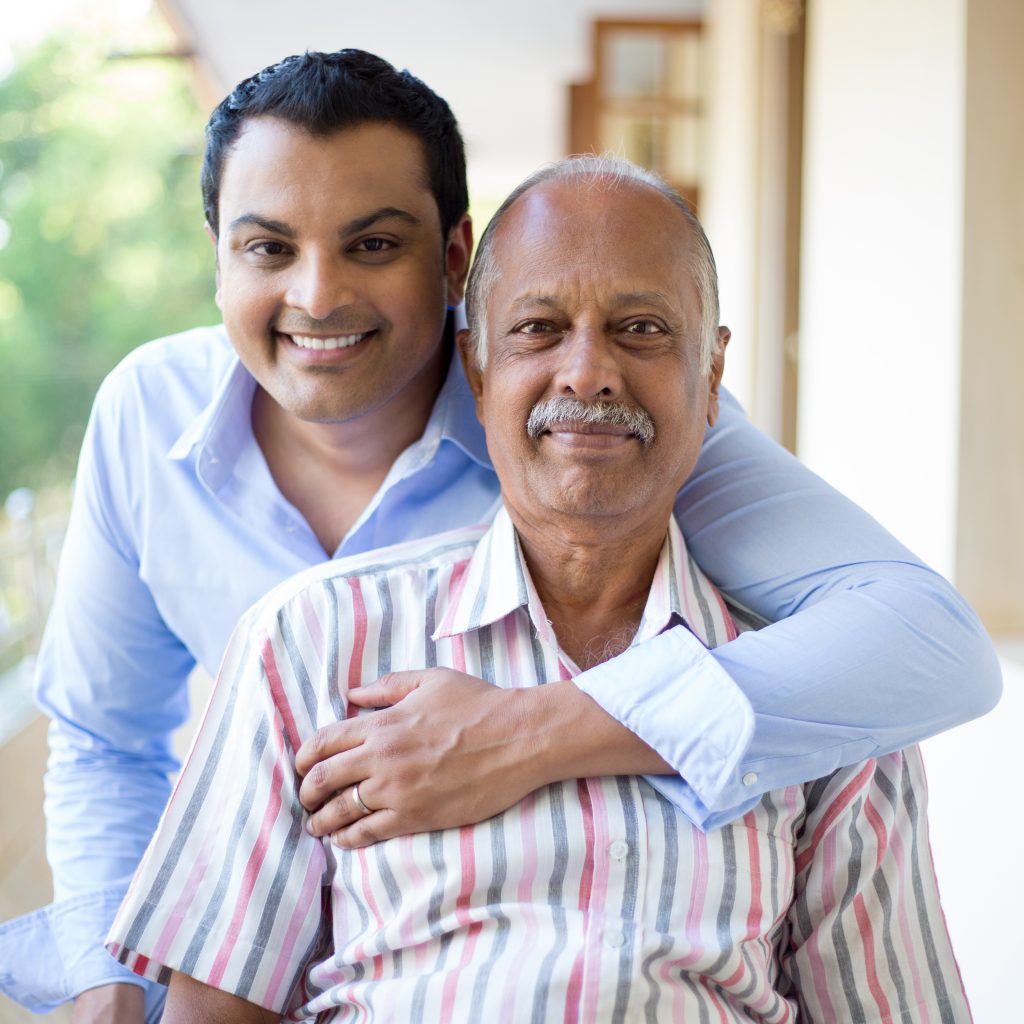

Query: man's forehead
[489,179,696,303]
[218,116,437,221]
[505,175,685,229]
[501,288,680,314]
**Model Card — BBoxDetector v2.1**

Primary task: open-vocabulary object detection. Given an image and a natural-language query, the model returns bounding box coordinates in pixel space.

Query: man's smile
[542,421,637,448]
[283,330,375,351]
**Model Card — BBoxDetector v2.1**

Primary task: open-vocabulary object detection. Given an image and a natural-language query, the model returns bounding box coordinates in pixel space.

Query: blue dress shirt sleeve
[0,373,194,1012]
[575,390,1002,828]
[0,890,164,1021]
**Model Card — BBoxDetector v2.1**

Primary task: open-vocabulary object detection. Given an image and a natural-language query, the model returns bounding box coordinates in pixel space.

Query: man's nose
[553,327,624,399]
[285,254,356,321]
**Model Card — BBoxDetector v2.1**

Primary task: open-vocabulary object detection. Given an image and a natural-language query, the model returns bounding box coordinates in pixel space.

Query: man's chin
[534,473,648,520]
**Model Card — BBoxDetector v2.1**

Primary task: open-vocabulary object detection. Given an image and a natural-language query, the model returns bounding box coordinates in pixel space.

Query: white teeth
[287,332,369,351]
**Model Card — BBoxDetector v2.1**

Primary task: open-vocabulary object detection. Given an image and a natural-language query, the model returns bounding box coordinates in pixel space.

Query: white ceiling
[164,0,703,205]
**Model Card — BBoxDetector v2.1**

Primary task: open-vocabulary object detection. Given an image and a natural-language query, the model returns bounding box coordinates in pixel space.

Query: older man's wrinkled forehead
[490,175,700,295]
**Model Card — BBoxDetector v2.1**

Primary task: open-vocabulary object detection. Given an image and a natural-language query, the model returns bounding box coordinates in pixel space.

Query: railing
[0,488,68,745]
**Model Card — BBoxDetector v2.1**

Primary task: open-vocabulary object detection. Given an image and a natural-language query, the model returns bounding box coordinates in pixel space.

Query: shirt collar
[167,353,256,494]
[424,337,490,468]
[166,311,491,492]
[435,507,734,651]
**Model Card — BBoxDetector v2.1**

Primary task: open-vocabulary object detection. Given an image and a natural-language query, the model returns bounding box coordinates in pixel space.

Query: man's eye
[515,320,552,334]
[355,237,394,253]
[249,241,289,257]
[625,320,660,335]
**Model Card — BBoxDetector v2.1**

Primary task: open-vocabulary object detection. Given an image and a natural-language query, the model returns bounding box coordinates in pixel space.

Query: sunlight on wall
[798,0,965,575]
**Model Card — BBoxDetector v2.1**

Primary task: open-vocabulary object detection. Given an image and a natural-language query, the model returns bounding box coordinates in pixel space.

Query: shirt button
[742,771,759,786]
[608,839,630,862]
[605,928,626,948]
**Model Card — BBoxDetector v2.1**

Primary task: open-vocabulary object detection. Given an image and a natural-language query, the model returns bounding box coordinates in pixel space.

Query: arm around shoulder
[576,390,1000,823]
[681,389,1001,729]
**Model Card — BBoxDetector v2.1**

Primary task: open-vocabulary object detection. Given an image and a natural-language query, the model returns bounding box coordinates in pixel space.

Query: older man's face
[462,178,724,532]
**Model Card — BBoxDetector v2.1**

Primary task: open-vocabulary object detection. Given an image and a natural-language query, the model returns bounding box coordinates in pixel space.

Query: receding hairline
[490,169,699,246]
[466,156,721,375]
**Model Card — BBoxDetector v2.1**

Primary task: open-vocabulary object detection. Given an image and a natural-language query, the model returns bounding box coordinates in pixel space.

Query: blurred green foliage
[0,31,219,495]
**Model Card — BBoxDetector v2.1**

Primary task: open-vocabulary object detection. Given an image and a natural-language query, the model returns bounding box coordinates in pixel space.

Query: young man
[107,158,970,1021]
[0,50,997,1022]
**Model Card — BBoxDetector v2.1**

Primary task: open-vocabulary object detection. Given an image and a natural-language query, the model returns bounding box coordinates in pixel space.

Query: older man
[107,158,970,1022]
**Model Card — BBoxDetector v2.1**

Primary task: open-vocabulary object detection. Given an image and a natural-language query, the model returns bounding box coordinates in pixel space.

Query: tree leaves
[0,29,219,495]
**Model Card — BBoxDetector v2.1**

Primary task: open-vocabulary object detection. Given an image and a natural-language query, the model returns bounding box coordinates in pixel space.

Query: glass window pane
[603,31,665,99]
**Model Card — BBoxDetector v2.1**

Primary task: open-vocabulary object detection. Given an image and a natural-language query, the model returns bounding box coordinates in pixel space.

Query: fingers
[295,716,367,778]
[330,808,403,850]
[347,669,427,708]
[298,743,370,813]
[306,782,379,837]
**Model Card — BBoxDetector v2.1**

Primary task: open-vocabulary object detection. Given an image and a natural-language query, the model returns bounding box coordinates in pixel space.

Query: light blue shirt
[0,323,1000,1016]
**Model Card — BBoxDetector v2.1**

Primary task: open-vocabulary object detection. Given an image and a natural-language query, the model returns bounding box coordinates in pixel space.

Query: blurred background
[0,1,1020,1020]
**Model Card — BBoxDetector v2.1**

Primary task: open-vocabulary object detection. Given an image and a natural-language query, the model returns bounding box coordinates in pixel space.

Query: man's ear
[205,222,222,310]
[706,326,730,428]
[445,214,474,306]
[456,328,486,422]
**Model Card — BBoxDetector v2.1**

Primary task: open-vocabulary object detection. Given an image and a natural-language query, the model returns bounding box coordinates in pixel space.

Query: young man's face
[212,117,471,425]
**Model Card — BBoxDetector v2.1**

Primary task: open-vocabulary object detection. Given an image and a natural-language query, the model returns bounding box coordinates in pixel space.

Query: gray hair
[465,155,721,375]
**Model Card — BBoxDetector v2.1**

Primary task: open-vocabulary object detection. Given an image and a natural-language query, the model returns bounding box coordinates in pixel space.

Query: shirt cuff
[0,890,165,1021]
[573,623,755,825]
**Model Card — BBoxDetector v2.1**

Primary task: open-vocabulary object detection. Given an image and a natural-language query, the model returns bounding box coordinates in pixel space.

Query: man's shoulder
[245,524,490,630]
[96,323,235,407]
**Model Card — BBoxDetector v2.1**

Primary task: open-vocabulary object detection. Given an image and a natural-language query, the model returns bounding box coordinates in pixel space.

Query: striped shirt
[107,508,970,1021]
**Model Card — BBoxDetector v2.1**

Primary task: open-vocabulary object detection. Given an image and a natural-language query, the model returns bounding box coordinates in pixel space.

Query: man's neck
[513,512,670,671]
[253,355,448,557]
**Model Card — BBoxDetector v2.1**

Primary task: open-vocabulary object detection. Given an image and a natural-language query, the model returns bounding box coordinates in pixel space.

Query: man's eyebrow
[506,294,562,313]
[505,291,674,312]
[225,207,421,238]
[226,214,295,237]
[613,291,675,307]
[344,207,421,234]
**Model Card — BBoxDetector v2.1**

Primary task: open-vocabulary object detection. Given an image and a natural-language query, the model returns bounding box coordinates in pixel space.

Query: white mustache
[526,397,655,446]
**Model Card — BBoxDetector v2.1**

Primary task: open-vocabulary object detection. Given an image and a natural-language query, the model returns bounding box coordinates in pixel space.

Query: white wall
[797,0,966,574]
[700,0,760,413]
[923,644,1024,1024]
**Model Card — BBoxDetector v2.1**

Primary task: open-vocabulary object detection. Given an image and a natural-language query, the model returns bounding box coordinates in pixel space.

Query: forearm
[714,563,1001,763]
[165,972,279,1024]
[577,566,1000,826]
[44,738,172,899]
[513,681,673,785]
[71,982,145,1024]
[33,596,185,1000]
[27,747,173,1008]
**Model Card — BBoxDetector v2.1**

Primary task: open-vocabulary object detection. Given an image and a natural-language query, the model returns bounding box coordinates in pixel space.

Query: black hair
[201,49,468,237]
